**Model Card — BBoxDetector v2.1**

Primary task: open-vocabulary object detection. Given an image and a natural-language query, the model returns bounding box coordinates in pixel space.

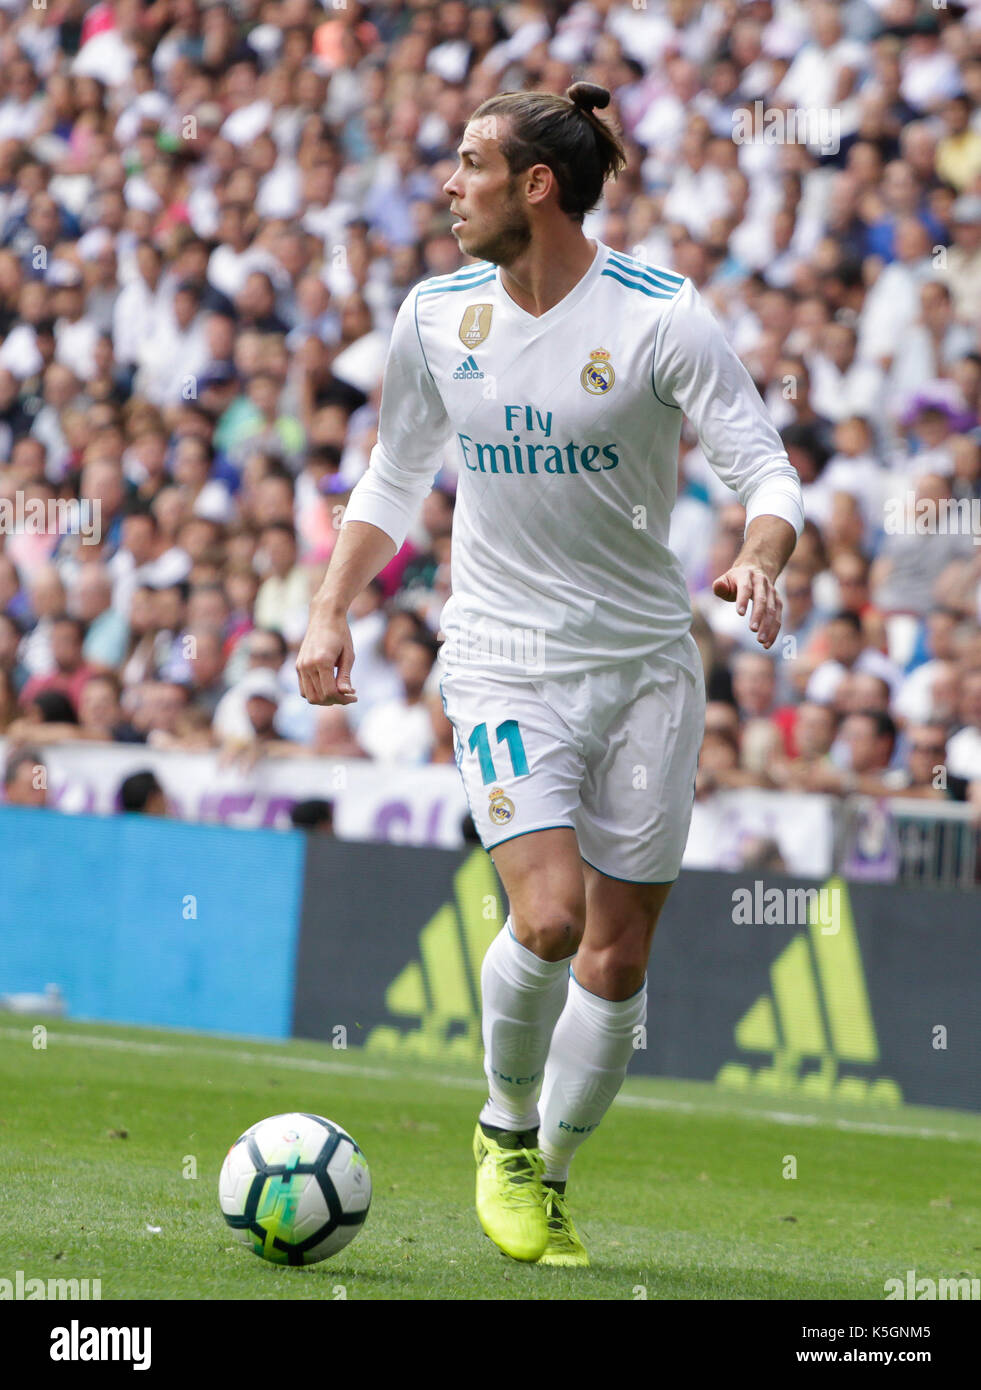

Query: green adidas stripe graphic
[367,863,900,1106]
[719,877,901,1105]
[812,880,878,1062]
[775,935,826,1056]
[366,849,501,1061]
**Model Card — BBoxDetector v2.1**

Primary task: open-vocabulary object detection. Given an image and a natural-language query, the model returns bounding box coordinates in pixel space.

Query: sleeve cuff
[342,487,412,552]
[744,475,806,539]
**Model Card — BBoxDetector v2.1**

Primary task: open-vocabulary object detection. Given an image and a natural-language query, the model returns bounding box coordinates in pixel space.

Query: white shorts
[439,634,706,883]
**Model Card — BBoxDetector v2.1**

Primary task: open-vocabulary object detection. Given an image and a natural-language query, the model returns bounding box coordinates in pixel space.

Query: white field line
[616,1093,972,1141]
[1,1026,977,1144]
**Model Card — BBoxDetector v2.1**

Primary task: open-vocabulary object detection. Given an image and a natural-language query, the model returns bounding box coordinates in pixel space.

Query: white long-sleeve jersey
[344,241,805,681]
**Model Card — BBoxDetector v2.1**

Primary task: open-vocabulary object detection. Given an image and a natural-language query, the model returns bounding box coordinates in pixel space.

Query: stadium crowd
[0,0,980,827]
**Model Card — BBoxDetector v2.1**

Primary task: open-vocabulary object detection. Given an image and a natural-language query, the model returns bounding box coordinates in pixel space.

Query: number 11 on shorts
[468,719,529,785]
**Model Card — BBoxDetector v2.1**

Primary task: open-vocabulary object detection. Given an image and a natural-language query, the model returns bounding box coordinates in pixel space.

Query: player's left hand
[712,564,782,649]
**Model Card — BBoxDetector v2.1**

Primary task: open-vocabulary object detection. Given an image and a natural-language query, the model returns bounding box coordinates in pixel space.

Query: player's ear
[524,162,554,208]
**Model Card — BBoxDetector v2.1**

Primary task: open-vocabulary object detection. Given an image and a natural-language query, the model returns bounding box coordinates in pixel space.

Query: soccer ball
[219,1112,371,1265]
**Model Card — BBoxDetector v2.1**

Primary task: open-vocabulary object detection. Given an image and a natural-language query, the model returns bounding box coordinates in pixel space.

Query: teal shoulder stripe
[607,250,684,285]
[418,274,496,297]
[601,268,675,299]
[607,253,684,294]
[421,262,495,288]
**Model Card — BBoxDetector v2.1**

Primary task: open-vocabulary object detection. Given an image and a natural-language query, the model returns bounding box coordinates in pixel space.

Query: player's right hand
[296,609,357,706]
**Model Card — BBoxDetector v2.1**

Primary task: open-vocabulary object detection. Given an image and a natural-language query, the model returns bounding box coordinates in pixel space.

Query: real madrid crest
[459,303,493,349]
[488,785,515,826]
[580,347,615,395]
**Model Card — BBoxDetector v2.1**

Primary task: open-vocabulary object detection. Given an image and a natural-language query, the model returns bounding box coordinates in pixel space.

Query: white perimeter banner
[0,739,834,869]
[685,789,835,877]
[0,738,471,847]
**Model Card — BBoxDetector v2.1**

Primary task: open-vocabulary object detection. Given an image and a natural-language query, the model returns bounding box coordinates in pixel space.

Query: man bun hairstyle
[567,82,610,113]
[469,83,627,223]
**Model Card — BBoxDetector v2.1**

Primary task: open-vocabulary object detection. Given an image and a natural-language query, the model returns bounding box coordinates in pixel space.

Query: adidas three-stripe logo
[717,876,902,1105]
[365,848,501,1061]
[453,354,484,380]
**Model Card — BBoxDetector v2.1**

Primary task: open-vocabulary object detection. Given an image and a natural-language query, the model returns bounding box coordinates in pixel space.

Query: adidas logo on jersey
[453,354,484,380]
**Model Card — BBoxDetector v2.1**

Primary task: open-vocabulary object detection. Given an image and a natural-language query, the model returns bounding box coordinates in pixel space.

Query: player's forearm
[311,520,397,617]
[733,514,797,583]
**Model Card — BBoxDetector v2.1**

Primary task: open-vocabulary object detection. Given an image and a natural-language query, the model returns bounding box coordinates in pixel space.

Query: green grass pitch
[2,1013,979,1301]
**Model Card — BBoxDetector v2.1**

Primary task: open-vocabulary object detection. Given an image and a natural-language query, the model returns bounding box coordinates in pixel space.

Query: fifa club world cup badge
[459,303,493,348]
[488,786,515,826]
[580,347,615,395]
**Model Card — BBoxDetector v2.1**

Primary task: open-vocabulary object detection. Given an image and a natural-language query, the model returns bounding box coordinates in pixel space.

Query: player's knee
[575,943,647,1002]
[511,903,584,962]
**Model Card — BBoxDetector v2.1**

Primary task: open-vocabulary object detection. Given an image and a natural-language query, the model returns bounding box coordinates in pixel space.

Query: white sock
[539,971,647,1181]
[478,921,573,1132]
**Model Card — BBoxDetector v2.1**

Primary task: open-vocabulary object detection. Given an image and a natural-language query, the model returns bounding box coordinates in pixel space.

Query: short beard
[465,176,532,265]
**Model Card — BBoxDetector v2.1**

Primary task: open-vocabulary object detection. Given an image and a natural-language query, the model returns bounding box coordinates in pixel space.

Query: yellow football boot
[538,1185,589,1267]
[473,1123,548,1262]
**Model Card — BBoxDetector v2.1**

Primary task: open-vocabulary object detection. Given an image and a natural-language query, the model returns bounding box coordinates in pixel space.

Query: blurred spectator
[731,651,777,725]
[0,612,27,695]
[873,473,978,616]
[254,521,309,638]
[805,708,900,795]
[936,96,981,195]
[18,615,94,715]
[129,678,197,750]
[807,611,901,705]
[309,704,365,759]
[19,565,66,677]
[694,726,741,798]
[889,281,976,413]
[357,632,439,764]
[809,320,883,425]
[775,701,839,792]
[184,627,227,721]
[835,671,892,718]
[348,600,429,725]
[119,770,168,816]
[939,194,981,326]
[844,709,898,779]
[858,217,935,372]
[826,546,866,615]
[947,667,981,782]
[890,724,961,801]
[17,688,78,731]
[213,626,287,739]
[73,564,128,671]
[3,745,47,807]
[290,798,335,834]
[220,666,305,766]
[0,664,17,732]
